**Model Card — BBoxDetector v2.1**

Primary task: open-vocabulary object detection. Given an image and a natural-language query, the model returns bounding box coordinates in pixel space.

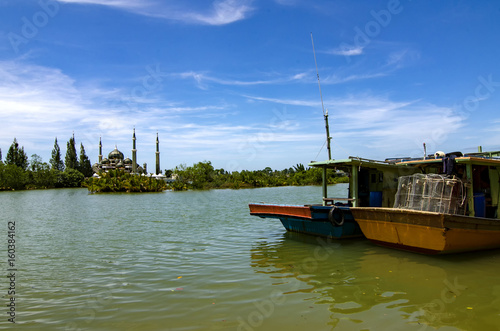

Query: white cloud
[0,60,314,170]
[244,95,319,107]
[186,0,254,25]
[239,93,465,160]
[322,72,388,84]
[57,0,255,25]
[273,0,299,5]
[57,0,141,7]
[176,70,310,88]
[329,46,364,57]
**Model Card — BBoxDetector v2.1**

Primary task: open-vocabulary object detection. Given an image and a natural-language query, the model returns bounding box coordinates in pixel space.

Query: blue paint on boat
[250,203,363,239]
[281,206,362,239]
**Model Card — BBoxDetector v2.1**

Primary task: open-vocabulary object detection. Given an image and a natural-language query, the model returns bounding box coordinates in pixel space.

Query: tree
[78,143,93,177]
[29,154,43,172]
[293,163,306,173]
[0,163,27,190]
[28,159,56,189]
[5,138,28,170]
[50,137,65,171]
[61,168,85,188]
[0,148,2,163]
[65,135,78,170]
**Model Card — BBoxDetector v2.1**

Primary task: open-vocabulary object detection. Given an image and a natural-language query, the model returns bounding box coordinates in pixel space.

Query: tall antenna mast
[311,32,332,160]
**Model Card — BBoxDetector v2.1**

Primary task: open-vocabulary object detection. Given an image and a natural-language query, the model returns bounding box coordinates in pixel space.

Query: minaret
[132,128,137,174]
[155,132,160,175]
[98,136,103,163]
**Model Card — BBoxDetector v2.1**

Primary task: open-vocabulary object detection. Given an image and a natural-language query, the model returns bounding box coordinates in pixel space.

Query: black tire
[328,206,345,227]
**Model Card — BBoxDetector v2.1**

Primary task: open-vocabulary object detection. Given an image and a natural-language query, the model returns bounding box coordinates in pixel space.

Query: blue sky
[0,0,499,172]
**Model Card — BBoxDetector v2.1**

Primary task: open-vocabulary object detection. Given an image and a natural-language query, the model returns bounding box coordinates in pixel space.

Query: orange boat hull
[350,207,500,254]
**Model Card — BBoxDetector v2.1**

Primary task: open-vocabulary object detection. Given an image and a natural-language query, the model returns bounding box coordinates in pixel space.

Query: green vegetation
[50,137,65,171]
[5,138,28,171]
[65,135,78,170]
[0,137,88,191]
[1,138,348,193]
[78,143,93,177]
[170,161,348,191]
[0,161,85,190]
[83,170,167,193]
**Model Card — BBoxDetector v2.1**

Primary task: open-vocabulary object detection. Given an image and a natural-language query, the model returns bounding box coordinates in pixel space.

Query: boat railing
[323,197,355,206]
[348,156,394,165]
[387,151,500,164]
[463,151,500,159]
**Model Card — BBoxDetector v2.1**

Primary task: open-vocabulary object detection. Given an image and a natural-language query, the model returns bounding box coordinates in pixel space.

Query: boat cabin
[310,150,500,219]
[309,157,419,208]
[396,151,500,219]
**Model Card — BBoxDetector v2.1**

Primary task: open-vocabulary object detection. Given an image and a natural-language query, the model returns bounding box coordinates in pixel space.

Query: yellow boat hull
[351,207,500,254]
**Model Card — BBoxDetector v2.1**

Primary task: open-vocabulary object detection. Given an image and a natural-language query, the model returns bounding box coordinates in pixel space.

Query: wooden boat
[249,157,417,239]
[251,38,398,239]
[349,150,500,254]
[249,203,361,239]
[350,207,500,254]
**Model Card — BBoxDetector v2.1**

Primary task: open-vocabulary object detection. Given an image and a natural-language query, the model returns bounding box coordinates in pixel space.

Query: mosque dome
[109,148,124,160]
[101,158,110,164]
[116,161,124,168]
[124,157,133,165]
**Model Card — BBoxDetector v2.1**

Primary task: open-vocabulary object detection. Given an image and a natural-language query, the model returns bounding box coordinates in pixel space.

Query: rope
[314,139,328,161]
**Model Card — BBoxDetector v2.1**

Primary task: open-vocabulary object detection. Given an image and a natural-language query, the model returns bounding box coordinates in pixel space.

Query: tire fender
[328,206,345,226]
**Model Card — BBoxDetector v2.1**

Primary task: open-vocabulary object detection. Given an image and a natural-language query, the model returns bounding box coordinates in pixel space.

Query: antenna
[311,32,332,160]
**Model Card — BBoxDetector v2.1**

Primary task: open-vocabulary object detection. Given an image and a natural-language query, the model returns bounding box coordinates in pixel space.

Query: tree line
[0,138,348,192]
[0,136,92,190]
[170,161,348,190]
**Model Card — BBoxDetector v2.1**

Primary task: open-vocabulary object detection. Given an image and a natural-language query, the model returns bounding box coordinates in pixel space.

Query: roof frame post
[322,166,328,206]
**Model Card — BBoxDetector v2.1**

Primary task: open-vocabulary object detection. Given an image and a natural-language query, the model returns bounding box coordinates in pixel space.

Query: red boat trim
[249,204,313,219]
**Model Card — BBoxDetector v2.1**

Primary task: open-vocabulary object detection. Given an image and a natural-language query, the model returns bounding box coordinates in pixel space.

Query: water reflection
[250,232,500,330]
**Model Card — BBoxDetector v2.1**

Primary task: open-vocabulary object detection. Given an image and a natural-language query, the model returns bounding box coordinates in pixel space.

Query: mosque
[92,129,161,175]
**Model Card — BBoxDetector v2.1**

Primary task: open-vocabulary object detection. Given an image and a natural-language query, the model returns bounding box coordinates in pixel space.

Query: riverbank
[2,160,348,192]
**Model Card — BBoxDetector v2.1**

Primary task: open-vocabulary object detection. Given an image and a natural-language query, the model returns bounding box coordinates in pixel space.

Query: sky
[0,0,499,172]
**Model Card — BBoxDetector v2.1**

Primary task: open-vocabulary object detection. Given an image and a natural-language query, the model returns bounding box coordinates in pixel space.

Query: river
[1,184,499,330]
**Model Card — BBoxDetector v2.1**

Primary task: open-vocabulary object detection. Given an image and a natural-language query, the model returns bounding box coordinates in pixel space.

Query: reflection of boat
[250,157,419,239]
[350,151,500,254]
[249,232,492,330]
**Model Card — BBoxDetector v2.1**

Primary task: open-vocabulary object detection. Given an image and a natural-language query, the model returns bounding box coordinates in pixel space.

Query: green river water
[1,184,499,330]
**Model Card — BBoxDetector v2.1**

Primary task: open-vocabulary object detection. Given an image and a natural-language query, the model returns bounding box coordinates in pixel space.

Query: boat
[349,149,500,254]
[249,201,362,239]
[249,157,419,239]
[250,35,417,239]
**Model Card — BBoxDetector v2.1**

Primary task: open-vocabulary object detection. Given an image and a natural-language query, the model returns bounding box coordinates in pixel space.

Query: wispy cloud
[386,49,420,68]
[176,70,310,88]
[244,95,319,107]
[328,46,364,57]
[322,72,388,84]
[185,0,254,25]
[273,0,299,5]
[175,48,416,89]
[0,61,234,163]
[240,93,465,159]
[57,0,255,25]
[0,60,315,170]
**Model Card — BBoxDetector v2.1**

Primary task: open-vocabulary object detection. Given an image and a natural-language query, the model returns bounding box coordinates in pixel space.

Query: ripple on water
[2,186,500,330]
